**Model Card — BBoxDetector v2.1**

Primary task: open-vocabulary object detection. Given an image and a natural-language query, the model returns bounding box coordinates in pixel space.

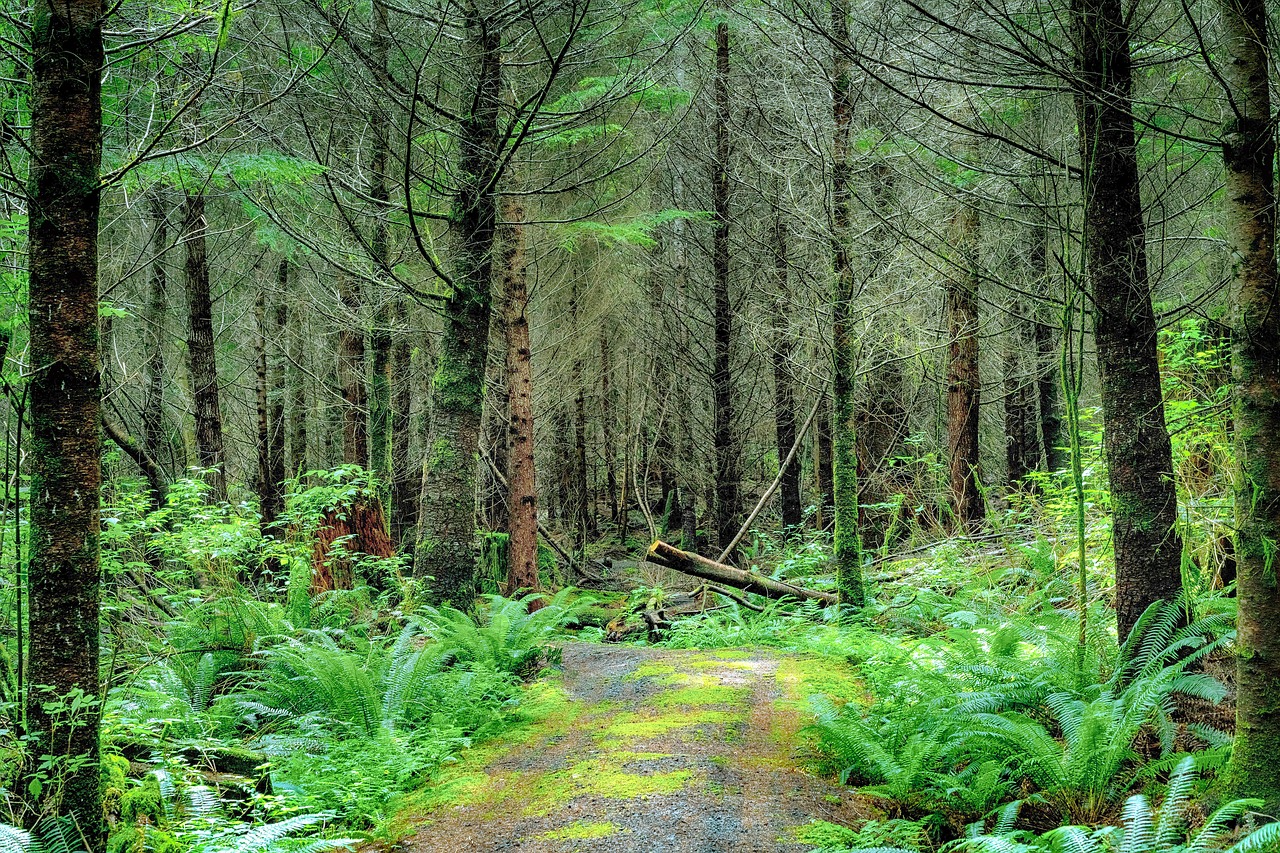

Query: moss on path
[394,644,877,852]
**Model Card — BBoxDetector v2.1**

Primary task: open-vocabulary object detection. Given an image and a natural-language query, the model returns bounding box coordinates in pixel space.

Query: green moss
[536,820,624,841]
[119,778,166,827]
[623,661,680,683]
[774,656,865,705]
[429,438,457,469]
[432,359,482,416]
[601,709,740,741]
[527,756,694,814]
[651,684,748,708]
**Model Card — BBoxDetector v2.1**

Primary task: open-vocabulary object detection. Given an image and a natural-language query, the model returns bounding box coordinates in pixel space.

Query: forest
[2,0,1280,850]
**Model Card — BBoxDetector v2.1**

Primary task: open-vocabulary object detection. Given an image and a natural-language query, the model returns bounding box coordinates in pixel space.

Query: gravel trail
[399,643,874,852]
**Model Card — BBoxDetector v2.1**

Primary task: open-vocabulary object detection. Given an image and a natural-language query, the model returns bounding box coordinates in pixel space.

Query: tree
[23,0,104,842]
[1073,0,1182,641]
[413,0,507,604]
[178,61,228,502]
[710,12,740,553]
[1218,0,1280,811]
[830,0,864,605]
[769,211,803,529]
[500,194,542,601]
[944,179,983,528]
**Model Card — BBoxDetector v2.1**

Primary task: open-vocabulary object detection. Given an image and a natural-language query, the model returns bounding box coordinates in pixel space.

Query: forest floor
[391,643,878,852]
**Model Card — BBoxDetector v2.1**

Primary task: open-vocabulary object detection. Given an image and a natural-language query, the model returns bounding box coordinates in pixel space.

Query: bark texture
[337,272,368,467]
[1004,306,1036,487]
[647,541,838,605]
[1073,0,1182,641]
[367,0,393,484]
[25,0,104,840]
[182,190,228,501]
[1220,0,1280,811]
[414,1,504,605]
[830,0,864,605]
[711,17,740,554]
[770,214,803,530]
[142,188,169,477]
[389,297,416,549]
[500,196,542,599]
[945,194,983,529]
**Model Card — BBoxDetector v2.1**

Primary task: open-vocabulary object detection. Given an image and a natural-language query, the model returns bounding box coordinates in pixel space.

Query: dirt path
[397,644,875,852]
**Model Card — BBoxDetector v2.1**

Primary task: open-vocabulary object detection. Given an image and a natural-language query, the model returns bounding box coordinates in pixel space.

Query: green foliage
[956,759,1280,853]
[809,601,1233,830]
[411,590,590,676]
[556,209,711,252]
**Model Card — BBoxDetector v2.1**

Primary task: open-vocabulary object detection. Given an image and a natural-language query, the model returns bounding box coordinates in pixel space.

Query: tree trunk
[482,312,509,531]
[259,263,288,529]
[1029,199,1063,472]
[945,191,983,529]
[390,297,417,550]
[1220,0,1280,811]
[1004,305,1036,488]
[1034,311,1065,472]
[646,541,838,605]
[255,286,273,529]
[770,214,803,530]
[814,391,835,529]
[143,188,169,483]
[572,355,594,540]
[24,0,103,840]
[831,0,864,605]
[337,272,368,467]
[1073,0,1182,642]
[182,189,228,502]
[414,2,504,605]
[711,17,740,555]
[367,0,393,486]
[500,195,542,602]
[600,330,620,530]
[286,263,309,476]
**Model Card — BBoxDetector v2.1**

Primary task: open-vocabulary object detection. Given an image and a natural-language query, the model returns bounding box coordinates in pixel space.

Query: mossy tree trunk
[1073,0,1182,642]
[414,0,504,605]
[1220,0,1280,811]
[830,0,864,605]
[24,0,104,840]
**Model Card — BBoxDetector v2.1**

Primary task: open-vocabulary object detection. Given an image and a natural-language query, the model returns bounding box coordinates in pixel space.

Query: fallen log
[645,540,838,606]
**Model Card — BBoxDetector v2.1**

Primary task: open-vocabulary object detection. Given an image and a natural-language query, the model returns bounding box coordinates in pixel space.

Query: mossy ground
[397,644,879,851]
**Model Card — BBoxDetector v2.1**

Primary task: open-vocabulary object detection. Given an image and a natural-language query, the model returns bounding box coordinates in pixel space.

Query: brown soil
[397,644,878,852]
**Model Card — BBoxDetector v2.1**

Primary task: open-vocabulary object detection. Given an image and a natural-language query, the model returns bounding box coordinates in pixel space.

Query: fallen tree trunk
[645,540,838,606]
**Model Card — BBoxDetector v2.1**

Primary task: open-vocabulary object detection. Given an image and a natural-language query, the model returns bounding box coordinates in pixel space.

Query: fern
[953,758,1280,853]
